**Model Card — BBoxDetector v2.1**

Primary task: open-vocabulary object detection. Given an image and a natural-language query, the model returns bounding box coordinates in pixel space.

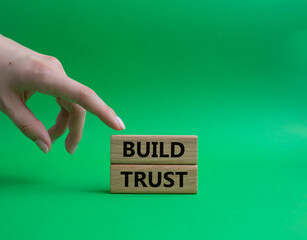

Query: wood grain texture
[111,135,197,164]
[110,165,197,194]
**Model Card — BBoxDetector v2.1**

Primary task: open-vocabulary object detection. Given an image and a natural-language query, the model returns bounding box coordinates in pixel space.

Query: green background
[0,0,307,239]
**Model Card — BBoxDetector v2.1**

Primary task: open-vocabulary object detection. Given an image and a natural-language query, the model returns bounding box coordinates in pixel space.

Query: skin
[0,34,125,154]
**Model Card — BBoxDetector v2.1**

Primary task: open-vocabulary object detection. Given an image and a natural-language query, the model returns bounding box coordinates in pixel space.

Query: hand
[0,34,125,154]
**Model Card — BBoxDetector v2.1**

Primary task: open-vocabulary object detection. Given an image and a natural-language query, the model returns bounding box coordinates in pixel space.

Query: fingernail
[69,145,78,155]
[116,116,126,130]
[35,139,49,154]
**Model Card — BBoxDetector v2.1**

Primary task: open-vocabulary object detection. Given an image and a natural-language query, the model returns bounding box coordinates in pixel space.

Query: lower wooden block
[110,165,197,194]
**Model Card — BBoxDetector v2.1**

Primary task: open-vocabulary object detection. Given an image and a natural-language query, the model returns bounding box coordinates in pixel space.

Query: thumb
[1,94,51,153]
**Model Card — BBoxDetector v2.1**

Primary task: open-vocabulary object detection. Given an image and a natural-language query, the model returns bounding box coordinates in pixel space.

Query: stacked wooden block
[110,135,198,194]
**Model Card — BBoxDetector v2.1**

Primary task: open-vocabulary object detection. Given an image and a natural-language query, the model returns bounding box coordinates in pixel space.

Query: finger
[1,94,51,153]
[48,99,69,144]
[59,98,86,155]
[33,74,125,131]
[40,55,65,73]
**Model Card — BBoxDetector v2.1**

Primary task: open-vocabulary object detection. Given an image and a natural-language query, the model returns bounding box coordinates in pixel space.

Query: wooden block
[111,135,197,165]
[110,165,197,194]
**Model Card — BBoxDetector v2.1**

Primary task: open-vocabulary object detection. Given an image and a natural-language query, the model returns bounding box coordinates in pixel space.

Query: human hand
[0,34,125,154]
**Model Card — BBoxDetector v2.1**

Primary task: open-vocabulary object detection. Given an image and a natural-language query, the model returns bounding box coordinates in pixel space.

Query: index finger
[34,72,125,131]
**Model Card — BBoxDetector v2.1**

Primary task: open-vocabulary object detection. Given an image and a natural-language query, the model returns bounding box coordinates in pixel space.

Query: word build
[111,135,197,164]
[123,141,185,158]
[110,135,198,194]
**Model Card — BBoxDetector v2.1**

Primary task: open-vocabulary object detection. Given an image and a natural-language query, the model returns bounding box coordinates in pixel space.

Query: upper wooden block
[111,135,197,164]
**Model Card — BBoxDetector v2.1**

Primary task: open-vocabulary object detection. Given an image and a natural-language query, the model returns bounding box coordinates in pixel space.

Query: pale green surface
[0,0,307,239]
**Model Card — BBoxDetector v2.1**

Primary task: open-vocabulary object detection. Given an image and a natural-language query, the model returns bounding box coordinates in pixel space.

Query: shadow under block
[111,135,197,164]
[110,165,198,194]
